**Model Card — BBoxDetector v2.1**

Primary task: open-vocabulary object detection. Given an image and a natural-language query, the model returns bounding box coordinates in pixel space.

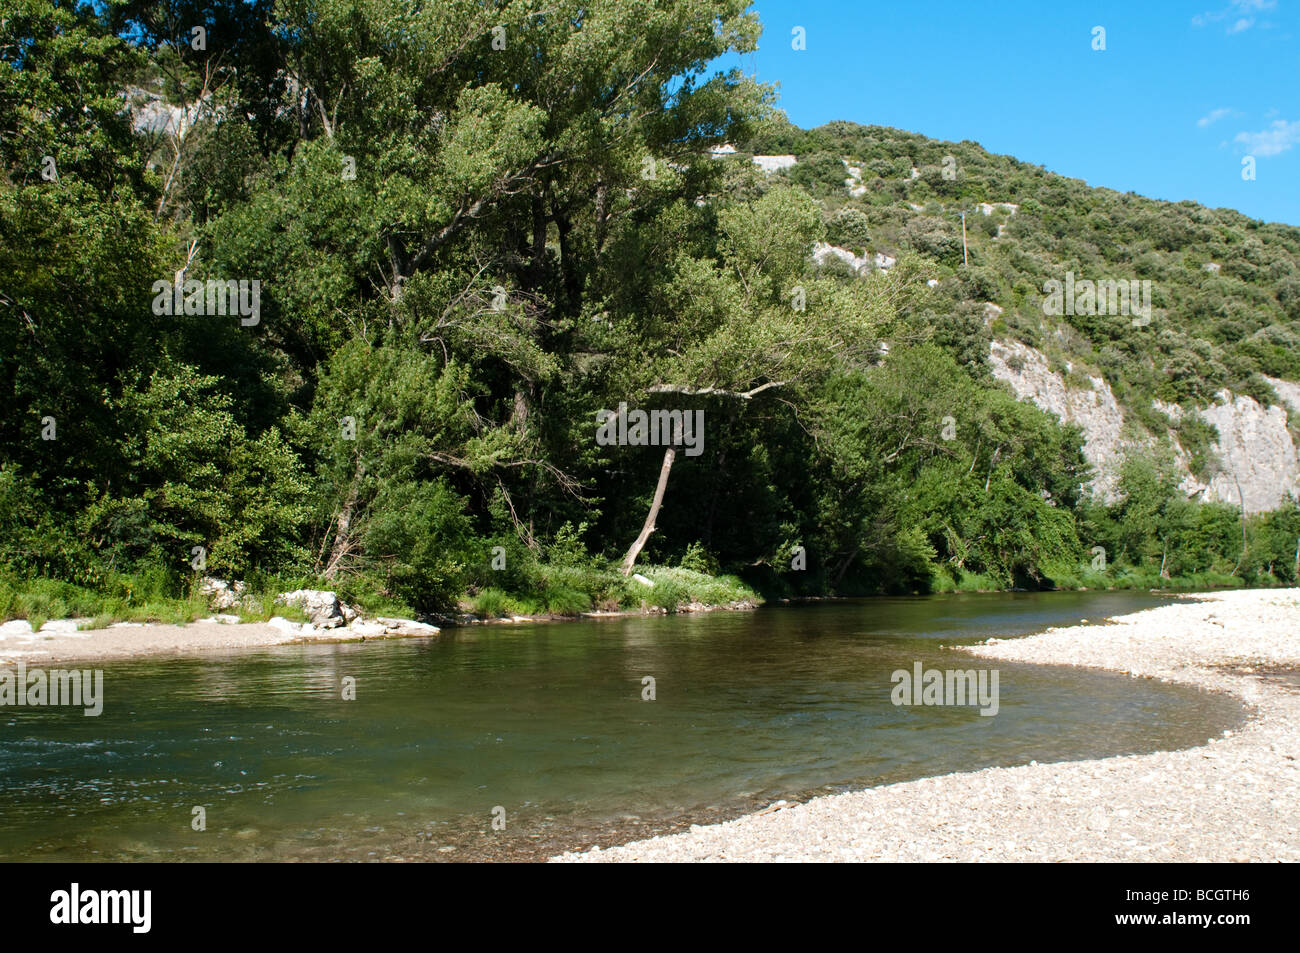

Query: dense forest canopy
[3,0,1300,622]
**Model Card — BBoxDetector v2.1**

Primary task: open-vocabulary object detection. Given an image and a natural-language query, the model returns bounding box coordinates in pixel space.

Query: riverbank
[0,600,763,667]
[0,618,382,665]
[552,587,1300,862]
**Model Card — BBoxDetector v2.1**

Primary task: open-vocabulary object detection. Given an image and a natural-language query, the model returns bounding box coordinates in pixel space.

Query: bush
[678,542,720,575]
[827,206,872,250]
[362,479,475,613]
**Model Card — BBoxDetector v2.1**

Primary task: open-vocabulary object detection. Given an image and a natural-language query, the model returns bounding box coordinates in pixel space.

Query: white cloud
[1235,119,1300,156]
[1197,107,1233,128]
[1193,0,1276,31]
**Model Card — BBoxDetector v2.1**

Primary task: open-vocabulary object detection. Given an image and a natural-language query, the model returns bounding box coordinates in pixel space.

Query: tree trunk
[529,193,547,285]
[324,458,366,579]
[621,446,676,576]
[832,543,861,587]
[984,445,1001,493]
[594,180,609,257]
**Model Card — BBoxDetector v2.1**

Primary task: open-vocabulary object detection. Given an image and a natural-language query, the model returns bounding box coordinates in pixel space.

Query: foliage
[2,1,1298,624]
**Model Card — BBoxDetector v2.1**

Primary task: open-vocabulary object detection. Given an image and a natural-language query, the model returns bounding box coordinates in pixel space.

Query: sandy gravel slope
[552,588,1300,862]
[0,620,378,666]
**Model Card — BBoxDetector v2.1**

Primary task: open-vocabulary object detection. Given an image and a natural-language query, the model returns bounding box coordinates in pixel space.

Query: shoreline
[0,619,382,667]
[552,587,1300,862]
[0,601,761,668]
[1,582,1281,669]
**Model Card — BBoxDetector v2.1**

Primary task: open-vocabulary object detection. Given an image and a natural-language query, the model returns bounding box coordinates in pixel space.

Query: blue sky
[719,0,1300,225]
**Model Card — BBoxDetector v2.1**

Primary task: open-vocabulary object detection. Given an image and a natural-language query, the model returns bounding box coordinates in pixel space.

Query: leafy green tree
[827,206,872,250]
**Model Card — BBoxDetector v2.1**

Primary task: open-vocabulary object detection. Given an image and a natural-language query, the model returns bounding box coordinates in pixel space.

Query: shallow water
[0,590,1244,861]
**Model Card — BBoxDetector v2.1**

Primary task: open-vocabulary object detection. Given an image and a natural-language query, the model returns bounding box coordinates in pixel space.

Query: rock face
[124,86,206,138]
[751,154,797,173]
[276,589,346,629]
[812,242,869,274]
[989,340,1134,502]
[1192,393,1300,514]
[1264,375,1300,416]
[842,160,868,197]
[989,339,1300,512]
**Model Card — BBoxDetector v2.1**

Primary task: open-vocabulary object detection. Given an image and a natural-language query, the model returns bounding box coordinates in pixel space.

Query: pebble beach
[553,588,1300,862]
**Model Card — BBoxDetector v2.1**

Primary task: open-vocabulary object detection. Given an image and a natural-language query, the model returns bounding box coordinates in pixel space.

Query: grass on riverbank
[0,556,1275,629]
[464,565,760,619]
[0,571,313,631]
[0,563,762,629]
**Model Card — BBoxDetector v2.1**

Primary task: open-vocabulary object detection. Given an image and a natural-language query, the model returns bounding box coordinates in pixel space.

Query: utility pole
[946,206,973,267]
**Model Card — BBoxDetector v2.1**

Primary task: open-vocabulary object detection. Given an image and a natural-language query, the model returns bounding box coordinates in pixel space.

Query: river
[0,590,1244,861]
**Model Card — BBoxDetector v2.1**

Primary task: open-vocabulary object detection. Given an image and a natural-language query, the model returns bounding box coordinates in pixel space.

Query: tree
[603,184,907,573]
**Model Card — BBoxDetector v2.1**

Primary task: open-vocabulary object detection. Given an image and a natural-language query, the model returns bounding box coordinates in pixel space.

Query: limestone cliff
[989,340,1300,513]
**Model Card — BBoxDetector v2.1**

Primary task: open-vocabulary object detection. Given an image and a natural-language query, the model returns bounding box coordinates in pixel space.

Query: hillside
[740,119,1300,511]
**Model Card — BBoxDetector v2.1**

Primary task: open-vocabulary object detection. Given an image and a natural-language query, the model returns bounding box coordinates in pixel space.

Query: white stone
[276,589,345,628]
[200,577,247,610]
[751,154,797,173]
[38,619,81,633]
[812,242,869,274]
[376,617,440,636]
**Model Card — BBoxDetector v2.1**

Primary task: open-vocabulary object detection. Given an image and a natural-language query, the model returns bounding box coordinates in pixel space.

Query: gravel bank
[552,588,1300,862]
[0,619,395,667]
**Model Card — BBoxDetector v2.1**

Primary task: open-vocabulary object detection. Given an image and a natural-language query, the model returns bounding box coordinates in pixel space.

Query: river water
[0,591,1244,861]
